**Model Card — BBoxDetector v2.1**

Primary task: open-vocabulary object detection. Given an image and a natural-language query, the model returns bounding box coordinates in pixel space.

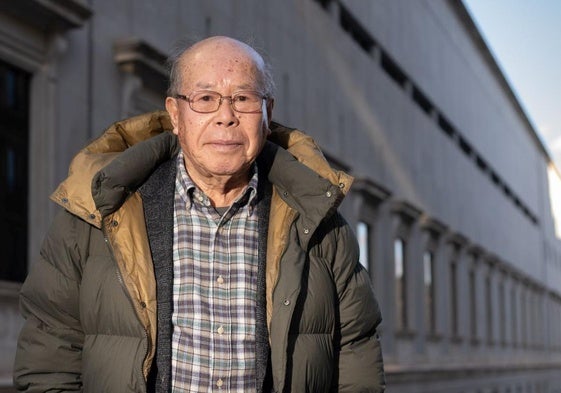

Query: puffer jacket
[14,111,385,392]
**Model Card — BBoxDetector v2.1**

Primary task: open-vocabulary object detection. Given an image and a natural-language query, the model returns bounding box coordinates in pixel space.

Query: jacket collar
[51,111,353,227]
[51,111,174,228]
[259,141,346,233]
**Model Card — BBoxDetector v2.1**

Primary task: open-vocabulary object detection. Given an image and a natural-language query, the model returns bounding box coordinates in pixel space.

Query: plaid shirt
[171,152,259,392]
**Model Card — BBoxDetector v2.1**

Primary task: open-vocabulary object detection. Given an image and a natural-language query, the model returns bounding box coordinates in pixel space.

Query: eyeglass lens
[189,91,263,113]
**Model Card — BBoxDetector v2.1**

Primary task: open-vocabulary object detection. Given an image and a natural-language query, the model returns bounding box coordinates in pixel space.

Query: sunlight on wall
[548,164,561,238]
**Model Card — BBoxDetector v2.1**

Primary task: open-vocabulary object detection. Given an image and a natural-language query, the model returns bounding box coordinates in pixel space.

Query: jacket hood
[51,111,353,227]
[51,111,173,227]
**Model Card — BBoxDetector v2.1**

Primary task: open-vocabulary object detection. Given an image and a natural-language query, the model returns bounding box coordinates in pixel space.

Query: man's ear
[262,98,274,137]
[165,97,179,135]
[266,98,274,127]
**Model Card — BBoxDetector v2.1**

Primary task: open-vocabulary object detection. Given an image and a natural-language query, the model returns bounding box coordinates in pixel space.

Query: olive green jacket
[14,111,385,392]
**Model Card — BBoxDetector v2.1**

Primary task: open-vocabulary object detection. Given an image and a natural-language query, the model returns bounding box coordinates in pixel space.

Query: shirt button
[283,299,290,306]
[217,378,223,388]
[217,326,224,335]
[326,191,332,198]
[217,276,224,284]
[303,228,309,234]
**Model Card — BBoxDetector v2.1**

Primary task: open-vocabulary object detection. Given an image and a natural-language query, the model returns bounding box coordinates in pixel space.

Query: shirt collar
[175,151,258,211]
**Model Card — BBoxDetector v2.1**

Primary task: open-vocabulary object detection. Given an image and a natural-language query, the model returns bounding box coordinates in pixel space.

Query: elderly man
[14,36,385,392]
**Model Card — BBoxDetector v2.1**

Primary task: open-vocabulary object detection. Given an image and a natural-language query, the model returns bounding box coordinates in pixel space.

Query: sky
[463,0,561,169]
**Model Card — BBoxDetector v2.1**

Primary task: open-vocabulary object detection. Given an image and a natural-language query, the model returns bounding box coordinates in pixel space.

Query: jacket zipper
[102,220,150,390]
[270,209,299,393]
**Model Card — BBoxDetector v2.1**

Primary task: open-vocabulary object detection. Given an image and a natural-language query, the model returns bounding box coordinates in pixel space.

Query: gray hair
[166,37,276,98]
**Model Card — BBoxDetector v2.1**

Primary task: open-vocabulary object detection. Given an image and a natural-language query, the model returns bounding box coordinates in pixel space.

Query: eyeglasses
[174,90,267,113]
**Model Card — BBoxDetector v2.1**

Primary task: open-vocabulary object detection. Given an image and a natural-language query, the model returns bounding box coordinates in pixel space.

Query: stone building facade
[1,0,561,391]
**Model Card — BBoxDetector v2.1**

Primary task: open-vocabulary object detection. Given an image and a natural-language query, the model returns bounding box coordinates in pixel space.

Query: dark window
[437,114,456,138]
[475,154,488,171]
[339,5,375,53]
[526,208,538,224]
[381,52,407,88]
[356,221,370,271]
[490,170,501,186]
[458,135,473,156]
[511,287,518,346]
[499,281,506,345]
[412,87,433,115]
[0,60,30,282]
[521,289,527,347]
[503,183,512,198]
[394,238,408,330]
[423,251,435,334]
[450,259,459,337]
[469,268,477,341]
[486,274,493,344]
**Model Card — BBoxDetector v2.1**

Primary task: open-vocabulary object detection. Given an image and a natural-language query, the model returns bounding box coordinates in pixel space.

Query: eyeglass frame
[173,90,269,114]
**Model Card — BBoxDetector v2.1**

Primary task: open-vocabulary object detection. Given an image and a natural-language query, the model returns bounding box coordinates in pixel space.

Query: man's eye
[237,93,260,102]
[199,95,215,102]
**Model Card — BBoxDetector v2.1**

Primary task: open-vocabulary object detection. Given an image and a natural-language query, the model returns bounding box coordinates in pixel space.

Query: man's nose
[215,97,238,126]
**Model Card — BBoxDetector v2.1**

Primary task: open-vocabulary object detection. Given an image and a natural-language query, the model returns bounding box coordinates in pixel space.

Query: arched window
[423,251,435,334]
[394,237,407,330]
[356,221,370,271]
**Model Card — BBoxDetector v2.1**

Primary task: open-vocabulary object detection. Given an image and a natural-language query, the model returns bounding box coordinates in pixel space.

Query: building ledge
[420,215,448,236]
[395,329,416,340]
[0,0,91,32]
[114,37,168,94]
[450,335,464,344]
[426,333,444,342]
[385,360,561,381]
[391,199,422,224]
[353,177,391,205]
[447,231,469,247]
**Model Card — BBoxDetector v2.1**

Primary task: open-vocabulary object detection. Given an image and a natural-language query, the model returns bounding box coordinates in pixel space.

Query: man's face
[166,39,274,183]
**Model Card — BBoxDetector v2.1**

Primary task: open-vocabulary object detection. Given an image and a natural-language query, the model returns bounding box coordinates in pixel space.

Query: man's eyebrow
[236,83,257,90]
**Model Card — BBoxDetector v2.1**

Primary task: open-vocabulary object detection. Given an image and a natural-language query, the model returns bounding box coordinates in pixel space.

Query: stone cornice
[391,199,422,225]
[353,177,391,205]
[0,0,92,32]
[420,215,448,237]
[447,232,469,248]
[114,37,168,94]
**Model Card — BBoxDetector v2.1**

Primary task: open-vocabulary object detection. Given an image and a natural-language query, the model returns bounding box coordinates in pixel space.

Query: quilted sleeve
[13,209,87,392]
